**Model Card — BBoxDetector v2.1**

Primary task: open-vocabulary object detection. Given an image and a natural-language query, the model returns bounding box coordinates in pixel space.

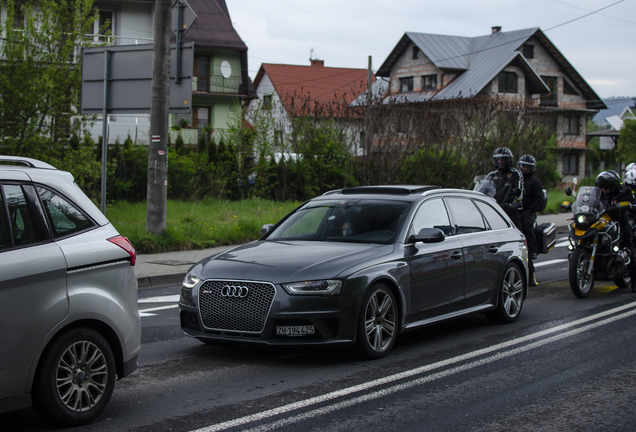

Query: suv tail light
[108,236,137,266]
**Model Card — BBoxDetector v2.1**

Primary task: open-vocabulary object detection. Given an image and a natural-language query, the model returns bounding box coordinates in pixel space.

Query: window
[263,94,272,110]
[4,185,38,246]
[562,155,579,176]
[0,190,10,249]
[194,56,210,92]
[12,1,25,29]
[422,74,437,91]
[194,107,210,133]
[400,77,414,93]
[523,44,534,59]
[498,72,517,93]
[446,198,486,234]
[411,198,453,237]
[563,79,578,95]
[37,187,94,238]
[541,76,557,106]
[98,10,113,41]
[412,46,420,60]
[563,116,579,135]
[474,200,509,230]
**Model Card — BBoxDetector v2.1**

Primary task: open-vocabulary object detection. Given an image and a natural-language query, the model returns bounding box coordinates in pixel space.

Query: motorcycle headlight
[282,280,342,296]
[576,215,587,225]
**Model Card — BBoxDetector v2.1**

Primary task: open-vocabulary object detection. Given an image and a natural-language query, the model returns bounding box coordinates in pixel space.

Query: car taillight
[108,236,137,266]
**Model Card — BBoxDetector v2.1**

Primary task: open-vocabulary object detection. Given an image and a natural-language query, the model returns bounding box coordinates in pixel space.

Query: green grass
[542,188,574,215]
[106,199,300,254]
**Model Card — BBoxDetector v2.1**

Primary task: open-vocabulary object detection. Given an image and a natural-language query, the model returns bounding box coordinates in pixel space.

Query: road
[4,231,636,431]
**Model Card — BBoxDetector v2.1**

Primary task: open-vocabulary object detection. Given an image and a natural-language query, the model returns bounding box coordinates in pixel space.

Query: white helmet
[626,163,636,171]
[625,169,636,188]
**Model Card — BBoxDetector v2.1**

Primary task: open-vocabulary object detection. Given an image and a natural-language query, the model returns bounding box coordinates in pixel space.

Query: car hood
[191,241,394,284]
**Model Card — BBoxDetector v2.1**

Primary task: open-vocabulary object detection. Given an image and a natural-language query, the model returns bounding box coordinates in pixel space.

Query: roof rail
[340,185,439,195]
[0,156,56,170]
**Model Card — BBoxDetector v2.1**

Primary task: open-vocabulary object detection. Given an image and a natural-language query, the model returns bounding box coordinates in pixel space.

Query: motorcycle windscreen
[572,186,604,218]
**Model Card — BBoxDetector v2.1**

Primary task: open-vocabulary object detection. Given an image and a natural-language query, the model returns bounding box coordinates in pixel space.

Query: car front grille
[198,280,276,333]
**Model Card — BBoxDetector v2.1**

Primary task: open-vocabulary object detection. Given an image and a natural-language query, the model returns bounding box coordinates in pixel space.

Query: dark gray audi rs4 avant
[179,186,528,358]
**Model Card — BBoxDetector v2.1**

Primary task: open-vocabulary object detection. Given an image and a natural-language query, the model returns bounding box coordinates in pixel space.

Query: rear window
[37,187,94,238]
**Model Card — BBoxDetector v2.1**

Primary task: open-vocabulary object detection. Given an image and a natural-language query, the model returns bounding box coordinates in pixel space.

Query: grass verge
[106,199,300,254]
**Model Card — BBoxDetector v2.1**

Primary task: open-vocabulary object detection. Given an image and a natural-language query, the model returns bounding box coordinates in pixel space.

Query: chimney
[310,59,324,67]
[492,26,501,34]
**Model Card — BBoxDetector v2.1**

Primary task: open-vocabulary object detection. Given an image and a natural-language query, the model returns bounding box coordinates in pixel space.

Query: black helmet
[492,147,513,170]
[517,154,536,176]
[595,171,621,195]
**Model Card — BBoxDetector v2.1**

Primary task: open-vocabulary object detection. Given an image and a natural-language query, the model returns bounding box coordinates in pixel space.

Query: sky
[225,0,636,103]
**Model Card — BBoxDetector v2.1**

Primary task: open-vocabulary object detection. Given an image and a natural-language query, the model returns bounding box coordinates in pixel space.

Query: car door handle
[488,246,499,253]
[451,251,462,260]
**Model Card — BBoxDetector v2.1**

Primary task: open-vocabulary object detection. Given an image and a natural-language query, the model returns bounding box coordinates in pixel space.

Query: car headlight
[282,280,342,296]
[576,215,587,225]
[182,273,201,289]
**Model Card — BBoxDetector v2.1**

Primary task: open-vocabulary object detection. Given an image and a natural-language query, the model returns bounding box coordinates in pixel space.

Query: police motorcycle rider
[518,155,543,286]
[595,170,636,293]
[485,147,524,230]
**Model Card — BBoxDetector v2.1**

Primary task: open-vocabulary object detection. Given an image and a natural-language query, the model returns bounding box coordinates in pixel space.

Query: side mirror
[564,187,573,197]
[260,224,274,237]
[407,228,445,244]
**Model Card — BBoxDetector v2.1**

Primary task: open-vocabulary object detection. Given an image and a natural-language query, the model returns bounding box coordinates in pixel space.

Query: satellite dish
[221,61,232,78]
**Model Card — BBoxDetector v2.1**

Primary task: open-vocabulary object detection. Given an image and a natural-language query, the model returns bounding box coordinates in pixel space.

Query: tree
[618,119,636,162]
[0,0,99,158]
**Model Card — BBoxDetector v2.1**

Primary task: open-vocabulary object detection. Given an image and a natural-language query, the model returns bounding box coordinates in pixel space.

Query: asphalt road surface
[5,232,636,432]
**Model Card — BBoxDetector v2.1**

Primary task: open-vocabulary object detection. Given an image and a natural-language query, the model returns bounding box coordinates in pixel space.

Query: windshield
[572,186,605,219]
[266,199,411,244]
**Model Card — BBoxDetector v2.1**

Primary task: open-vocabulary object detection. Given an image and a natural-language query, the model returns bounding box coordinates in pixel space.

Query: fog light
[568,244,574,251]
[613,246,620,252]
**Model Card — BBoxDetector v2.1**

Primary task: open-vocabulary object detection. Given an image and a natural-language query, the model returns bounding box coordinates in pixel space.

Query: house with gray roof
[375,26,607,181]
[80,0,255,145]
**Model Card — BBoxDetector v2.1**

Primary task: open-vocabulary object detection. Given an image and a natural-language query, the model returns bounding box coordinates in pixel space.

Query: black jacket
[486,167,524,208]
[521,174,543,215]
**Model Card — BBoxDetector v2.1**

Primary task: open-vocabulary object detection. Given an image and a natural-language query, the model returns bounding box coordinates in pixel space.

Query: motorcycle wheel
[614,272,631,289]
[569,247,594,298]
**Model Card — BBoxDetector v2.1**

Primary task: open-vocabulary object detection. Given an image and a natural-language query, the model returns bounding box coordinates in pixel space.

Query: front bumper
[179,281,359,346]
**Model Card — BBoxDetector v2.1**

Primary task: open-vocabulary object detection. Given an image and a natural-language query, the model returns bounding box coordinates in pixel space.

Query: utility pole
[366,55,372,156]
[146,0,171,234]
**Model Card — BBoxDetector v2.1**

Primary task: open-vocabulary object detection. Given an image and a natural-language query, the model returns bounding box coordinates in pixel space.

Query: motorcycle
[473,175,555,254]
[563,186,632,298]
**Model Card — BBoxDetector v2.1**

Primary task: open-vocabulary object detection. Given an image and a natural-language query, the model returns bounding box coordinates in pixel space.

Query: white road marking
[555,240,570,248]
[139,304,179,317]
[138,294,180,303]
[534,259,568,267]
[190,301,636,432]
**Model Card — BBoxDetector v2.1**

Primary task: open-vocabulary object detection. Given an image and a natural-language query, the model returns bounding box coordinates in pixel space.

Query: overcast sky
[225,0,636,102]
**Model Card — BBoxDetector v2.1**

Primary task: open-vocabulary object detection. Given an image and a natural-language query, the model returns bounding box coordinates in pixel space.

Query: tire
[569,247,594,298]
[615,271,631,289]
[355,283,398,359]
[485,263,525,324]
[32,328,116,426]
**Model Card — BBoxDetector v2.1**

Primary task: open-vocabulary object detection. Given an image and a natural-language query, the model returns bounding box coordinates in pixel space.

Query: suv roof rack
[0,156,56,170]
[340,185,439,195]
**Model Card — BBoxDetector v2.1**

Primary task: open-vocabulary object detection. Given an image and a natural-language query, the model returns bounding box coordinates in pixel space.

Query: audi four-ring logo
[221,285,249,298]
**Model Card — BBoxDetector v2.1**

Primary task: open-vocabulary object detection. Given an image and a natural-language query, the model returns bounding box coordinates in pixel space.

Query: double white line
[191,301,636,432]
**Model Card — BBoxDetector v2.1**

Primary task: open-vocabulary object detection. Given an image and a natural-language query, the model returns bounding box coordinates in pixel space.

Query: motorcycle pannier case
[534,222,556,254]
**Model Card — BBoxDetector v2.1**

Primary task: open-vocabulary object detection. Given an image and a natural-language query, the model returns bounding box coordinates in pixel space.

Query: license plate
[276,325,315,336]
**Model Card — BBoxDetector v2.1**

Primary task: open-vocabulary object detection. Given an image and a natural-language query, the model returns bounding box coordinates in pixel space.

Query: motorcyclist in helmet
[595,170,636,292]
[518,155,543,286]
[486,147,524,230]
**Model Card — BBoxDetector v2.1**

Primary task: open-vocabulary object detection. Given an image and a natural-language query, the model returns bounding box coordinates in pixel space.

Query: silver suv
[0,156,141,426]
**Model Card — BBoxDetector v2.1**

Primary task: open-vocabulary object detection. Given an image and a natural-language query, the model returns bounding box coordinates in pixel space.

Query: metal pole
[100,50,110,215]
[175,1,182,84]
